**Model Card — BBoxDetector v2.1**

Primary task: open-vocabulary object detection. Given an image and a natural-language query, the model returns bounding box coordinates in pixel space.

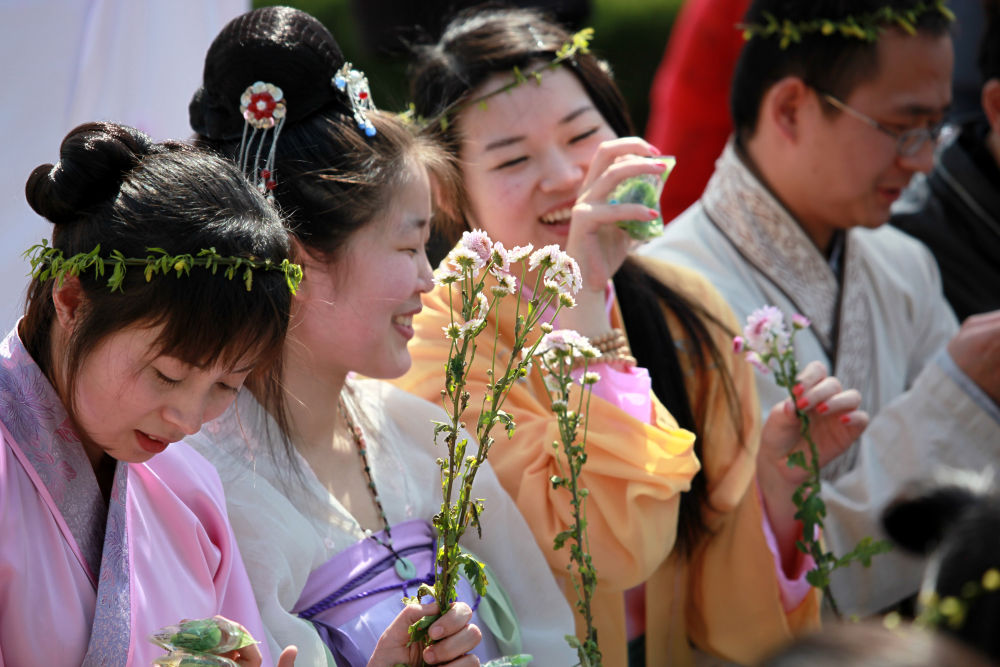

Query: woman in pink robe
[0,121,296,667]
[0,121,481,667]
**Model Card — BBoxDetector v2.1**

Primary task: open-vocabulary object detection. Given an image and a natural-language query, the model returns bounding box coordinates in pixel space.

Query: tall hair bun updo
[25,123,158,225]
[190,5,348,140]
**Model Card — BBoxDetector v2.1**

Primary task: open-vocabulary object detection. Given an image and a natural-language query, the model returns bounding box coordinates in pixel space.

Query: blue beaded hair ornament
[333,62,377,137]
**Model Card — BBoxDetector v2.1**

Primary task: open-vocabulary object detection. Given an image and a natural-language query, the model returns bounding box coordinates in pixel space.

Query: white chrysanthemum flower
[443,322,462,340]
[490,272,517,297]
[559,293,576,309]
[529,244,561,271]
[459,229,493,265]
[433,266,461,286]
[742,305,789,355]
[507,244,534,263]
[535,329,599,361]
[448,246,484,272]
[490,242,510,274]
[459,320,481,339]
[581,371,601,385]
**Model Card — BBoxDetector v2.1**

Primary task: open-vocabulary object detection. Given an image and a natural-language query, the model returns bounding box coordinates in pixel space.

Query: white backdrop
[0,0,249,330]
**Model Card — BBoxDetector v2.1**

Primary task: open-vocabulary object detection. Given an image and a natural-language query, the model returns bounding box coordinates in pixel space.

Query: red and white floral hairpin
[238,81,287,195]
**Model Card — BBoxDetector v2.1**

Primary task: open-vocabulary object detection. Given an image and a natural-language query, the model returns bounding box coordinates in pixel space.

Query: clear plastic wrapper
[153,651,239,667]
[151,617,256,666]
[483,655,533,666]
[608,156,677,241]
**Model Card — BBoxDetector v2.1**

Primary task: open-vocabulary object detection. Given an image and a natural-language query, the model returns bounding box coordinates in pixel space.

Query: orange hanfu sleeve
[639,257,820,666]
[396,278,700,667]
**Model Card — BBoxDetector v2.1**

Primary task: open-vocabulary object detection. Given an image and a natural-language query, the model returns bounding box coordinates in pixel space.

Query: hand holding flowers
[736,306,889,616]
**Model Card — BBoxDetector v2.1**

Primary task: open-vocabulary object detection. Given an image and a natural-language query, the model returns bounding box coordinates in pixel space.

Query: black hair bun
[190,5,347,140]
[25,121,156,225]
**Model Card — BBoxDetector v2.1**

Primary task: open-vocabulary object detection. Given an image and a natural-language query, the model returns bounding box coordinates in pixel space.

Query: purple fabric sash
[293,518,500,666]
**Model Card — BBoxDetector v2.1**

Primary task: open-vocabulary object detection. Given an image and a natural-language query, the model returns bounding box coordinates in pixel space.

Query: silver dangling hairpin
[332,62,377,137]
[237,81,287,196]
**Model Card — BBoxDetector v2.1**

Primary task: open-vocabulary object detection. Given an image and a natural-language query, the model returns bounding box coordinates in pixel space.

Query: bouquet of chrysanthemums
[406,231,584,663]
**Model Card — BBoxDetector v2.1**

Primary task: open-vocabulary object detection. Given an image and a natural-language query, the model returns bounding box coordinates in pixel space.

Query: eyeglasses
[820,92,943,158]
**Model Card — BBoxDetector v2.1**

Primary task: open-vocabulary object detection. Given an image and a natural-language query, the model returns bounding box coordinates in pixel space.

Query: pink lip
[135,430,169,455]
[393,321,415,340]
[392,307,421,341]
[877,187,902,203]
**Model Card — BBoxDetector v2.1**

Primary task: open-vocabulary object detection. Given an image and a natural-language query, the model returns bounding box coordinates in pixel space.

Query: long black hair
[409,6,744,553]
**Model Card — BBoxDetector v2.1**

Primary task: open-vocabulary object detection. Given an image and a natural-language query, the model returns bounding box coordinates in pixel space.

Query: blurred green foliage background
[252,0,686,133]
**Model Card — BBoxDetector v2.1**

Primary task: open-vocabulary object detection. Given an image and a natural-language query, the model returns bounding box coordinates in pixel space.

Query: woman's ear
[52,276,86,332]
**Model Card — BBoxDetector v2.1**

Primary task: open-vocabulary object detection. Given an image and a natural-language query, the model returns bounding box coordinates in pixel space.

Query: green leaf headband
[401,26,595,133]
[24,240,303,294]
[739,1,955,49]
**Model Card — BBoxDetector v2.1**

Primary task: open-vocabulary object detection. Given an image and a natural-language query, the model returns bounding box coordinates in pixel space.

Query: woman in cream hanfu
[186,7,576,667]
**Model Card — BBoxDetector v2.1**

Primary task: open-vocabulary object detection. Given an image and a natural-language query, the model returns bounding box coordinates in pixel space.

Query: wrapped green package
[608,156,677,241]
[151,617,257,665]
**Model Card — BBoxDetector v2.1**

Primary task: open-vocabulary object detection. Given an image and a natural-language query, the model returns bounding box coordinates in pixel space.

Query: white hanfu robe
[0,327,271,666]
[187,377,578,667]
[640,142,1000,615]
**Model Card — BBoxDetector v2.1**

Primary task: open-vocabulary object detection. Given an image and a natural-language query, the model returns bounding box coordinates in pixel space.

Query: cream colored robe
[187,379,577,666]
[641,142,1000,615]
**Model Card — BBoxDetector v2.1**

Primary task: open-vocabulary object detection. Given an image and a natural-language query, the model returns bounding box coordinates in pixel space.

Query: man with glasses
[891,3,1000,322]
[641,0,1000,617]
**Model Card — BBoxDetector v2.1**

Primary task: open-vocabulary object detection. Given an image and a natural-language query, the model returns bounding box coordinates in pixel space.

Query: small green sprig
[533,331,602,667]
[400,27,594,133]
[735,306,891,616]
[739,1,955,49]
[24,240,303,294]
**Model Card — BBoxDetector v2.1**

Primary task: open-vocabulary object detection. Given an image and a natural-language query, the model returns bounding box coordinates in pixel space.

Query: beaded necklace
[337,395,417,579]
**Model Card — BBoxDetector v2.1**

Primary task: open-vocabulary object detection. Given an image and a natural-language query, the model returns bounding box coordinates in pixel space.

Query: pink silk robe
[0,327,271,666]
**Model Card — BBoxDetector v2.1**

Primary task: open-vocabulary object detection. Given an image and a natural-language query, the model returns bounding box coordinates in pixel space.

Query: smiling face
[788,29,953,243]
[71,324,253,465]
[456,66,617,250]
[289,160,434,380]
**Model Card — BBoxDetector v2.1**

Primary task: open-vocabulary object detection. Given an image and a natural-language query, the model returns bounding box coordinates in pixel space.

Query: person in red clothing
[645,0,749,223]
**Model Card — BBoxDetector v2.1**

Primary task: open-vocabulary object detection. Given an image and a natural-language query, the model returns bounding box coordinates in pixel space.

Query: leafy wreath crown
[402,26,595,133]
[739,0,955,49]
[25,241,303,294]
